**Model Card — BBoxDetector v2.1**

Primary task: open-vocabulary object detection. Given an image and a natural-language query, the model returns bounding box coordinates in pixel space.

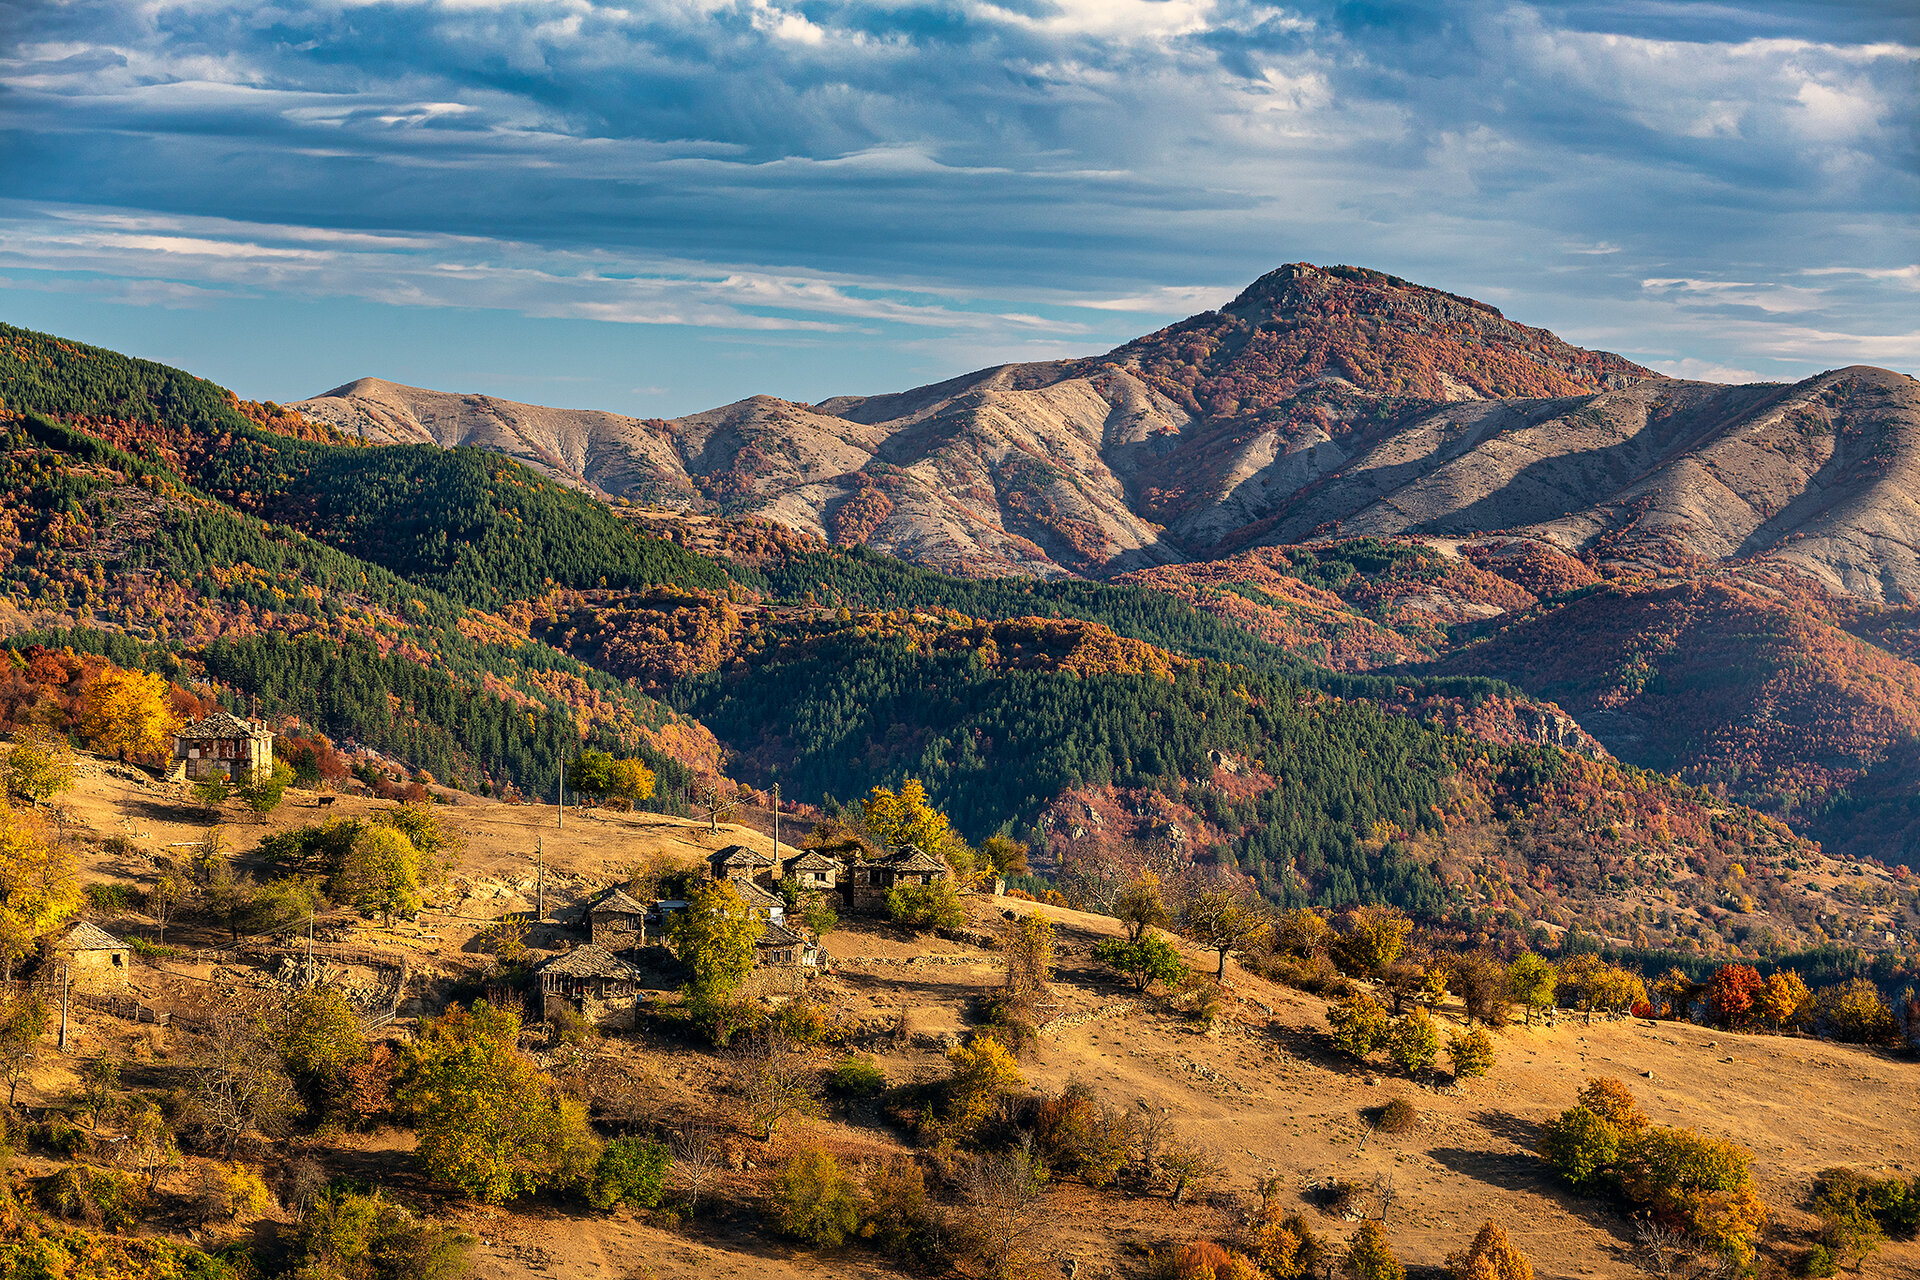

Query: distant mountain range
[297,263,1920,603]
[296,263,1920,862]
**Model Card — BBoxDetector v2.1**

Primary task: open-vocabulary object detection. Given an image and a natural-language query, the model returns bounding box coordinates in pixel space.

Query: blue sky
[1,0,1914,417]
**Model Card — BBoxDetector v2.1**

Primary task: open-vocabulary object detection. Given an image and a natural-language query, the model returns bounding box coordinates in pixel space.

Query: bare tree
[187,1014,300,1156]
[1635,1217,1735,1279]
[1158,1136,1224,1205]
[671,1123,724,1214]
[960,1137,1047,1280]
[147,872,183,944]
[1180,889,1271,980]
[1133,1101,1173,1174]
[693,783,742,834]
[734,1026,822,1141]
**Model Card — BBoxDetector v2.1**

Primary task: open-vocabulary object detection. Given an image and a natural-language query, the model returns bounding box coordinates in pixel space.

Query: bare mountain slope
[296,265,1920,599]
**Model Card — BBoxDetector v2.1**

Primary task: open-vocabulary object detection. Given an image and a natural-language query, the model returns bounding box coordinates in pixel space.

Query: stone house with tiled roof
[173,711,274,782]
[43,920,130,991]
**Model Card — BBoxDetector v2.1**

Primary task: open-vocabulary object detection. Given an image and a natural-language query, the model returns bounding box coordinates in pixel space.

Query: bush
[1446,1222,1532,1280]
[40,1163,143,1230]
[549,1003,596,1047]
[294,1189,476,1280]
[588,1137,671,1211]
[1093,934,1189,993]
[829,1055,887,1097]
[1617,1127,1765,1266]
[861,1156,938,1261]
[1328,994,1389,1062]
[1344,1221,1404,1280]
[1386,1010,1439,1076]
[885,879,964,931]
[1250,1194,1323,1280]
[1373,1098,1418,1135]
[1539,1106,1622,1194]
[774,1145,862,1248]
[1031,1083,1132,1187]
[1447,1027,1495,1079]
[82,882,137,914]
[1174,1240,1259,1280]
[1813,1167,1920,1239]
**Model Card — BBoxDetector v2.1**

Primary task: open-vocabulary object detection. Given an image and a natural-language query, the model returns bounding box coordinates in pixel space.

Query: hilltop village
[0,698,1912,1280]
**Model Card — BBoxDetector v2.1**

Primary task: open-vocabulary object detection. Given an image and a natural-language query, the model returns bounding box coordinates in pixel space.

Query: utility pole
[771,782,781,863]
[535,837,546,923]
[59,964,70,1051]
[557,760,565,830]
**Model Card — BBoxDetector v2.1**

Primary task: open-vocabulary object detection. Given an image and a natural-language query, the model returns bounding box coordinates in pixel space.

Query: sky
[1,0,1915,418]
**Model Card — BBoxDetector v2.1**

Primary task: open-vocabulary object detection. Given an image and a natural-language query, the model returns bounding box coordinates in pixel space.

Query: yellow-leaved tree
[79,668,181,763]
[0,798,80,979]
[862,780,966,869]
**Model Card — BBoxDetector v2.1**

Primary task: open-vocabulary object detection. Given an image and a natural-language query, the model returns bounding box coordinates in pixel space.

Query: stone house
[536,944,644,1004]
[584,886,650,952]
[783,850,840,892]
[173,711,275,782]
[43,921,130,991]
[845,845,951,912]
[732,876,787,926]
[710,845,775,883]
[756,920,809,968]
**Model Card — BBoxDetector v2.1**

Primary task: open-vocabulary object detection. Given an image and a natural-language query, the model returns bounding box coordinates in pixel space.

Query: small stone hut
[731,877,787,925]
[584,886,650,952]
[783,850,840,891]
[846,845,950,912]
[173,711,275,782]
[536,944,644,1003]
[756,921,808,968]
[711,845,775,883]
[44,921,131,991]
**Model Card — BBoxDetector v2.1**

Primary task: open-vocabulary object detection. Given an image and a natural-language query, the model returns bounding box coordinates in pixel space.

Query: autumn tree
[1331,905,1412,978]
[885,877,965,931]
[1447,1026,1495,1079]
[1447,1222,1532,1280]
[979,834,1030,877]
[567,751,656,810]
[962,1140,1048,1279]
[1180,889,1271,979]
[589,1137,671,1212]
[999,912,1055,1017]
[862,779,961,864]
[670,879,764,1004]
[774,1144,862,1247]
[396,1000,599,1203]
[945,1033,1022,1131]
[1387,1010,1440,1076]
[1758,970,1811,1030]
[0,798,79,972]
[1094,933,1189,993]
[0,988,48,1106]
[1112,875,1171,942]
[735,1024,824,1141]
[187,1013,302,1156]
[275,985,371,1120]
[338,824,423,925]
[236,761,296,815]
[4,728,75,806]
[1451,951,1512,1027]
[1329,993,1390,1062]
[1706,964,1765,1029]
[1345,1221,1405,1280]
[79,668,181,762]
[1507,953,1558,1025]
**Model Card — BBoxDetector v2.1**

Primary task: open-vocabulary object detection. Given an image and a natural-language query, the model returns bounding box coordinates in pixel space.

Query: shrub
[1616,1127,1765,1266]
[829,1055,887,1097]
[1344,1221,1405,1280]
[1575,1077,1647,1131]
[1174,1240,1259,1280]
[549,1003,596,1047]
[588,1137,671,1212]
[82,882,136,914]
[885,879,964,931]
[1250,1193,1323,1280]
[945,1034,1022,1130]
[294,1189,476,1280]
[1093,934,1189,993]
[1386,1010,1439,1076]
[769,996,829,1046]
[1328,994,1389,1062]
[1539,1106,1622,1194]
[1446,1221,1532,1280]
[774,1145,862,1248]
[861,1156,939,1261]
[1030,1083,1132,1188]
[1813,1167,1920,1239]
[40,1163,143,1230]
[1447,1026,1495,1079]
[1373,1098,1418,1135]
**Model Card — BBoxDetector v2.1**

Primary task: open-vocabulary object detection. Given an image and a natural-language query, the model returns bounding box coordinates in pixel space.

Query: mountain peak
[1106,261,1655,413]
